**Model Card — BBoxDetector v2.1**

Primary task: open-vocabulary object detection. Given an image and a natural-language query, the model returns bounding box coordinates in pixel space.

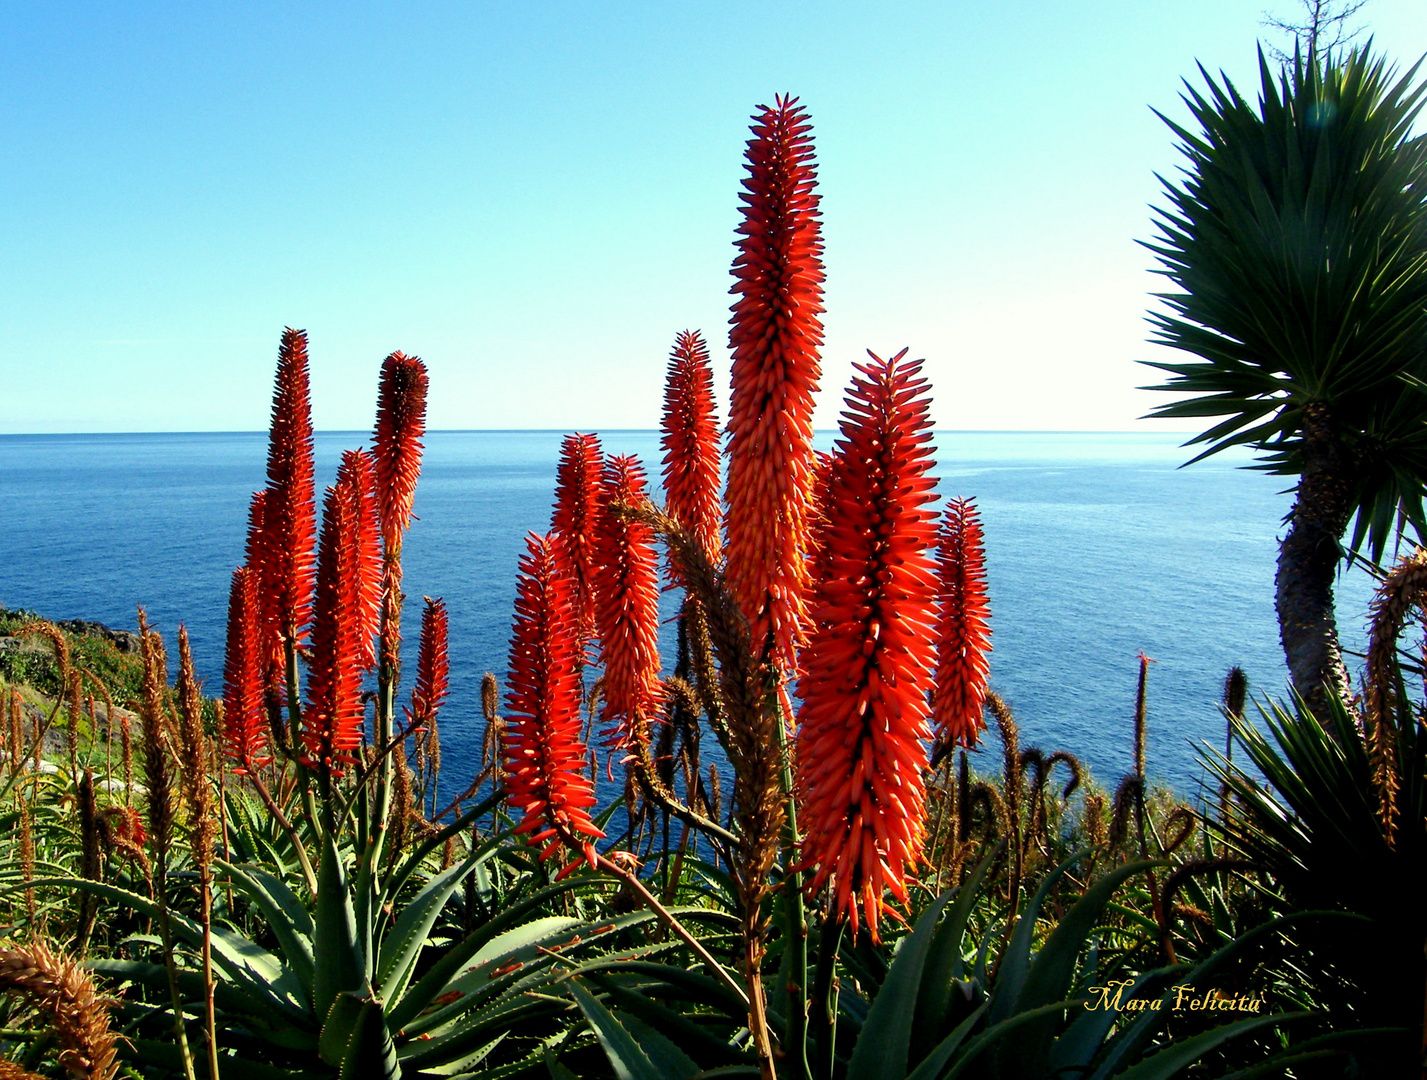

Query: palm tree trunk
[1275,402,1355,718]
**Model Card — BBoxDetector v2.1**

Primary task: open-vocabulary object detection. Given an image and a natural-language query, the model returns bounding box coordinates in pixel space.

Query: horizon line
[0,427,1202,438]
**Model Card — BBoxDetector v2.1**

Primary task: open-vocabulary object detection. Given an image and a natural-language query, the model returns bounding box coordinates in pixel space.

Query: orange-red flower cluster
[341,449,383,671]
[551,433,604,644]
[725,95,824,673]
[372,350,429,551]
[221,565,268,770]
[504,532,604,871]
[303,449,382,771]
[592,456,663,748]
[661,330,722,574]
[795,350,939,941]
[931,498,991,747]
[263,327,316,643]
[408,596,451,729]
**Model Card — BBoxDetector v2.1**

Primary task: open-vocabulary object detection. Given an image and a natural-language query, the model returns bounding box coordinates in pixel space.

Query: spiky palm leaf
[1143,47,1427,562]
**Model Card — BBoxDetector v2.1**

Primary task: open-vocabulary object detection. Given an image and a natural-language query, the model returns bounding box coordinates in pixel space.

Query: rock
[54,619,142,654]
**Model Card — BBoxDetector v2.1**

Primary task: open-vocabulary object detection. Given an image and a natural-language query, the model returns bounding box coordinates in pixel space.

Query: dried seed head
[0,936,120,1080]
[1363,548,1427,846]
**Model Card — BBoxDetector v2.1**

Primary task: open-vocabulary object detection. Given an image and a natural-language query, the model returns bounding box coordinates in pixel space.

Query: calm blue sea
[0,430,1378,799]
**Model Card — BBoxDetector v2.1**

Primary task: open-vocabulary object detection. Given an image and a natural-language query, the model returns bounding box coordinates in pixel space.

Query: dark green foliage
[1209,695,1426,1072]
[1143,47,1427,562]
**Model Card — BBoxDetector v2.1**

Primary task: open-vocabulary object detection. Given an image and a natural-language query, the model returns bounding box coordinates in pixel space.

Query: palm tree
[1143,46,1427,716]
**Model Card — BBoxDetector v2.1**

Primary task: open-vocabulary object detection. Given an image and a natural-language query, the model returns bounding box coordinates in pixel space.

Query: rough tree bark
[1274,402,1357,718]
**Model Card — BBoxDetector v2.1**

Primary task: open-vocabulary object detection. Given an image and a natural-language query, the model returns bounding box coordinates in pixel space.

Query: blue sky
[3,2,1425,433]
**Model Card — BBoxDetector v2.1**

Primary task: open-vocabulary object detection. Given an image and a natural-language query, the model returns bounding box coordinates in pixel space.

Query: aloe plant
[567,851,1374,1080]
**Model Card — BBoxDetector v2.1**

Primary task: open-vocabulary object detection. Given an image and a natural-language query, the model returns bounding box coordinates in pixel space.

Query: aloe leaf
[902,1003,987,1080]
[322,991,368,1066]
[1048,965,1179,1073]
[338,995,403,1080]
[377,842,492,1005]
[379,795,503,908]
[847,889,959,1080]
[998,860,1164,1076]
[124,1037,311,1078]
[93,958,317,1047]
[585,971,753,1067]
[391,913,582,1034]
[28,876,307,1019]
[1108,1013,1304,1080]
[939,1000,1081,1080]
[315,832,368,1024]
[913,850,997,1059]
[570,957,744,1016]
[223,861,316,1001]
[568,978,670,1080]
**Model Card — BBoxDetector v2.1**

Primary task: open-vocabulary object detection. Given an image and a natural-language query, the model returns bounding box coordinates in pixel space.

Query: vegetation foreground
[1,46,1426,1080]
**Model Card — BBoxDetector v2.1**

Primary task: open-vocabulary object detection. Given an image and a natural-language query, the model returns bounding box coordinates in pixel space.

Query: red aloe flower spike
[592,455,664,749]
[503,532,605,870]
[795,349,940,942]
[372,351,429,552]
[302,467,371,772]
[725,94,824,673]
[336,449,383,672]
[243,490,284,680]
[550,433,605,644]
[264,327,317,645]
[661,330,722,576]
[222,565,269,770]
[407,597,451,729]
[931,498,992,748]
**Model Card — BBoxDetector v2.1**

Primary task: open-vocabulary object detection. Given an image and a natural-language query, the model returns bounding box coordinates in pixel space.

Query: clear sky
[3,1,1425,434]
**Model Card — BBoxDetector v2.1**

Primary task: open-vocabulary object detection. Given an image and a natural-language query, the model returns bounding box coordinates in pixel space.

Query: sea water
[0,430,1379,799]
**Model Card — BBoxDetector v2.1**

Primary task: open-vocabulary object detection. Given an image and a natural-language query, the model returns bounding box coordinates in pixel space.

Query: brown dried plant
[1363,547,1427,846]
[0,936,120,1080]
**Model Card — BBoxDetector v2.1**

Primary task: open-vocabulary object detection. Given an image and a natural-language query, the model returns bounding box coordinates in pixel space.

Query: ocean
[0,429,1378,799]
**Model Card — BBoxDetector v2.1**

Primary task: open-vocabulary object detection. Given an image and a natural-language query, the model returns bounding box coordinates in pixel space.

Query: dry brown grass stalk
[1363,547,1427,847]
[0,937,120,1080]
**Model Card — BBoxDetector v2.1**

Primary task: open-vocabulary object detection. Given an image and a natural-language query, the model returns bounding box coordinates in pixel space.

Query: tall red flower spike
[222,565,268,770]
[661,330,722,576]
[303,462,377,771]
[336,449,383,671]
[725,95,824,673]
[243,489,284,679]
[931,498,992,748]
[372,350,429,552]
[504,532,604,871]
[795,350,940,941]
[550,433,605,644]
[592,455,663,748]
[407,596,451,729]
[264,327,317,645]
